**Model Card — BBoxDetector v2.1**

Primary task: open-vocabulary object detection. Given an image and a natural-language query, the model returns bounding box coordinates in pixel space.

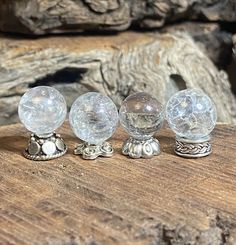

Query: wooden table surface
[0,123,236,245]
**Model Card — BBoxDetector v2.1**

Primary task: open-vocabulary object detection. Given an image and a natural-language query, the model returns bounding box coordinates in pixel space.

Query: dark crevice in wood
[169,74,187,91]
[220,22,236,34]
[28,67,87,88]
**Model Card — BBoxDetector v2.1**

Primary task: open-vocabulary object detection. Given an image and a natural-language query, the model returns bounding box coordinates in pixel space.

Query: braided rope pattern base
[175,138,212,158]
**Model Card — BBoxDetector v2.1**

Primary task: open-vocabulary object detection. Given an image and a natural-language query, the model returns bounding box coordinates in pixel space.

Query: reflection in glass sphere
[119,92,164,140]
[166,89,217,140]
[18,86,67,136]
[69,92,119,145]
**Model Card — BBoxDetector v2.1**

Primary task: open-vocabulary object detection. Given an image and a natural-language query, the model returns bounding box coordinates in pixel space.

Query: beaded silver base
[175,136,211,158]
[122,137,161,159]
[74,141,114,160]
[23,133,67,161]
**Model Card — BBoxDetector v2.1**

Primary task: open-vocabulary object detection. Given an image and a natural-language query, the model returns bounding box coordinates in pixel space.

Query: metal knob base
[175,135,212,158]
[23,132,67,161]
[122,137,161,159]
[74,141,114,160]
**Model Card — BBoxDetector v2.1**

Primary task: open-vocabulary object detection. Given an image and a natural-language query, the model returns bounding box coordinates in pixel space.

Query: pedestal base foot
[74,141,114,160]
[175,136,212,158]
[122,137,161,159]
[24,133,67,161]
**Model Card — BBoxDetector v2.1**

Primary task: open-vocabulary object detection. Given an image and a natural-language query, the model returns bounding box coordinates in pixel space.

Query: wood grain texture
[0,31,235,127]
[162,22,233,70]
[0,123,236,244]
[0,0,236,35]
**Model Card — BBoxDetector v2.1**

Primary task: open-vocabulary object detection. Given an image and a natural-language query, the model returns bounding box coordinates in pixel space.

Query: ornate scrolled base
[23,132,67,161]
[175,136,212,158]
[122,137,161,159]
[74,141,114,160]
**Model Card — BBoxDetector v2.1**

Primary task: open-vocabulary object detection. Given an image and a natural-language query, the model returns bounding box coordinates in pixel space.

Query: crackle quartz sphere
[18,86,67,136]
[119,92,164,140]
[166,89,217,140]
[69,92,119,145]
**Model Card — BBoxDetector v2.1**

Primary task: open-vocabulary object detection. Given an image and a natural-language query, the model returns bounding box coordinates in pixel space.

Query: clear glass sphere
[18,86,67,136]
[69,92,119,145]
[166,89,217,140]
[119,92,164,140]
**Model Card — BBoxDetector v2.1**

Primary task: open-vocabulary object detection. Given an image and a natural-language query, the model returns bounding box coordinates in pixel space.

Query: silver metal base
[74,141,113,160]
[122,137,161,159]
[175,136,212,158]
[24,133,67,161]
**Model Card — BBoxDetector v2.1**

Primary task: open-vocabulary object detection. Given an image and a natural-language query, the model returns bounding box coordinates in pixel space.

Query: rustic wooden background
[0,2,236,244]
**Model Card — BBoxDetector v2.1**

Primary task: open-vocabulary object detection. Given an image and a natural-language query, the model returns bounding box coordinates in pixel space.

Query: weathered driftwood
[233,34,236,56]
[0,0,236,35]
[163,22,233,69]
[0,31,235,126]
[1,123,236,244]
[229,34,236,94]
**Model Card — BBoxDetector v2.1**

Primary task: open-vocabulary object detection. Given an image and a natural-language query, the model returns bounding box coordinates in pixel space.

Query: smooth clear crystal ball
[18,86,67,136]
[166,89,217,140]
[69,92,119,145]
[119,92,164,140]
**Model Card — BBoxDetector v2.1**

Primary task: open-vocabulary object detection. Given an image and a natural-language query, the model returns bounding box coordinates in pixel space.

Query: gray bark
[0,0,236,35]
[228,35,236,95]
[163,22,233,69]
